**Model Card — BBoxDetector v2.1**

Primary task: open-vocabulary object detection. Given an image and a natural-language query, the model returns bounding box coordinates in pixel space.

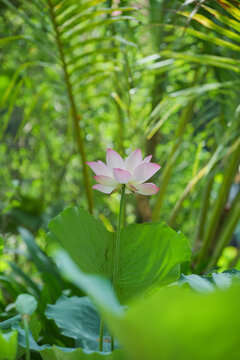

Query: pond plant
[87,148,161,350]
[0,0,240,359]
[1,148,240,359]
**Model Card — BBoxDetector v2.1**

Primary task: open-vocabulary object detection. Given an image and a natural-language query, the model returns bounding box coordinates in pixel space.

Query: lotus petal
[125,149,142,172]
[87,161,111,176]
[132,163,161,183]
[106,149,125,171]
[113,168,132,184]
[135,183,159,195]
[94,175,117,186]
[92,184,116,194]
[142,155,152,163]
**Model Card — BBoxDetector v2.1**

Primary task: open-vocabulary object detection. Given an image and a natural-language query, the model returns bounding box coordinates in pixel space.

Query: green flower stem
[111,185,125,351]
[112,185,125,289]
[23,315,30,360]
[99,186,125,352]
[99,316,104,352]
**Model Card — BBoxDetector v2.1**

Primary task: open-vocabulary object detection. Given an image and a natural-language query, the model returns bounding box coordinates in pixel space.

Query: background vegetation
[0,0,240,358]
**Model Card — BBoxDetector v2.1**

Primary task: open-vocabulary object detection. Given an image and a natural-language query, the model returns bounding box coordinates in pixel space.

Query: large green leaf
[116,222,190,299]
[0,315,22,330]
[0,330,18,360]
[48,207,191,302]
[40,346,126,360]
[45,296,111,351]
[48,207,112,276]
[12,324,50,351]
[52,250,122,315]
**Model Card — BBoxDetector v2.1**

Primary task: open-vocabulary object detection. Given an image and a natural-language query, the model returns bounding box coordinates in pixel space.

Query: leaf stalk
[23,315,30,360]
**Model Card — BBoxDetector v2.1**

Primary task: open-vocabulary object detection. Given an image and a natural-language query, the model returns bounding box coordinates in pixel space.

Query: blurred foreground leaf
[0,330,18,360]
[110,285,240,360]
[40,346,125,360]
[55,250,240,360]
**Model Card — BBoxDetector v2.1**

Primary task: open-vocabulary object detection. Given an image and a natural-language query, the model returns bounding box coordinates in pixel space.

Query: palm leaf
[217,0,240,22]
[180,11,240,43]
[1,0,135,213]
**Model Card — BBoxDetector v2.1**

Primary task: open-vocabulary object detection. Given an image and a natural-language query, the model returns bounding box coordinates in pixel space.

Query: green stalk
[152,100,195,221]
[99,316,104,352]
[152,67,201,221]
[23,316,30,360]
[152,147,179,221]
[112,185,125,289]
[205,190,240,272]
[194,172,215,247]
[110,185,125,351]
[47,0,93,214]
[196,140,240,266]
[167,158,208,227]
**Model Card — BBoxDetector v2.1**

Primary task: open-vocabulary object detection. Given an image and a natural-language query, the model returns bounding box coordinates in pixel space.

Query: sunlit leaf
[106,285,240,360]
[180,11,240,43]
[48,207,191,302]
[0,330,18,360]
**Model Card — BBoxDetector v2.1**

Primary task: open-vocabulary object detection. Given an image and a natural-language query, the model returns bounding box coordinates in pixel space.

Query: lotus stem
[110,185,125,351]
[112,185,125,289]
[99,316,104,352]
[23,315,30,360]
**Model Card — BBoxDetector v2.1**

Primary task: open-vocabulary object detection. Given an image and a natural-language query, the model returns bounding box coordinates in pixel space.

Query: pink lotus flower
[87,149,160,195]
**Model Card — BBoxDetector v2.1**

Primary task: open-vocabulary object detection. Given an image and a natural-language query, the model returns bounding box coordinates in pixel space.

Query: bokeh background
[1,0,240,274]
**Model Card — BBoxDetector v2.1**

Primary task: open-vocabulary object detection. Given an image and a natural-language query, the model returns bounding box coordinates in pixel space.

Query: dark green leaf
[0,315,22,330]
[45,296,111,351]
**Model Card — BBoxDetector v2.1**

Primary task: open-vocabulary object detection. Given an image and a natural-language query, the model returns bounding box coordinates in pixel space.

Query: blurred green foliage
[0,0,240,358]
[0,0,239,254]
